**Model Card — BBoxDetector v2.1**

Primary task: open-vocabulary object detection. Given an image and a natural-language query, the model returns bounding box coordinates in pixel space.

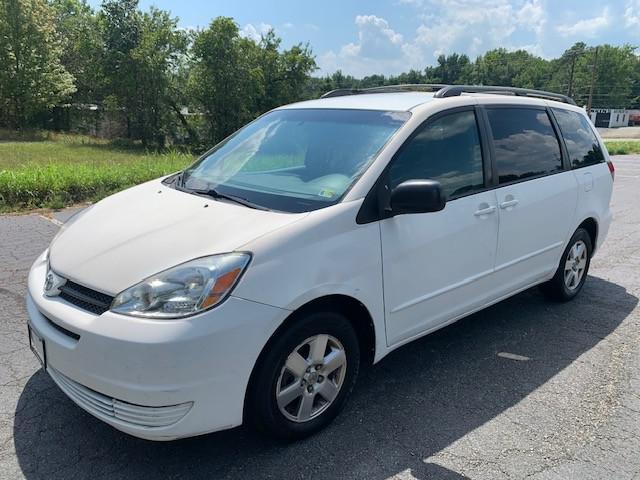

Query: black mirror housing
[389,179,447,216]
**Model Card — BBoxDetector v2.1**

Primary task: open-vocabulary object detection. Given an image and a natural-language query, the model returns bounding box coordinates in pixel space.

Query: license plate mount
[28,326,46,370]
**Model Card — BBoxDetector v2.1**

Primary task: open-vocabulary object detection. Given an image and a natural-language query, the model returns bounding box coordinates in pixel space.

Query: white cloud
[319,15,412,77]
[412,0,547,57]
[240,22,273,42]
[516,0,547,35]
[282,22,294,29]
[318,1,551,76]
[624,0,640,29]
[556,8,611,37]
[345,15,404,58]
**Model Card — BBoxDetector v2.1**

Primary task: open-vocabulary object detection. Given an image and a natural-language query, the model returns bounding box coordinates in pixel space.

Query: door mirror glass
[389,179,446,216]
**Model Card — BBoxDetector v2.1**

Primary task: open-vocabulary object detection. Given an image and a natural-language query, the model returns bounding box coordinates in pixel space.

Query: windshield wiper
[185,186,269,211]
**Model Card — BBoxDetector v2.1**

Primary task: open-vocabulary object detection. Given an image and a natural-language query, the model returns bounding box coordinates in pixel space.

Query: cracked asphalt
[1,156,639,480]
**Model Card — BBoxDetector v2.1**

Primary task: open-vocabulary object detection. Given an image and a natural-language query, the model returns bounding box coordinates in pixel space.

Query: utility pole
[587,47,599,116]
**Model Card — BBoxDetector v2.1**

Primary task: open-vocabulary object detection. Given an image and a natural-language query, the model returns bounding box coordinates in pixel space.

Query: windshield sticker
[318,189,336,198]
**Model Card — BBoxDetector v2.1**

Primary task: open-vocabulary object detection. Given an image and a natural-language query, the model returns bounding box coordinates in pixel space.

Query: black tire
[541,228,592,302]
[245,311,360,441]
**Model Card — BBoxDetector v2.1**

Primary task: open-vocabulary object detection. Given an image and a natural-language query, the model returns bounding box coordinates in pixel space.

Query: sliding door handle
[474,205,496,216]
[499,199,519,209]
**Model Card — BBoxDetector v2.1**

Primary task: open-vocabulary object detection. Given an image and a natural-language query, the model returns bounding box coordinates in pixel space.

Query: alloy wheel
[275,334,347,423]
[564,240,587,290]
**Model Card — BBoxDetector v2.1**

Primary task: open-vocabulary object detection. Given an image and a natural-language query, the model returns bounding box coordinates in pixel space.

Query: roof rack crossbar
[434,85,576,105]
[321,84,448,99]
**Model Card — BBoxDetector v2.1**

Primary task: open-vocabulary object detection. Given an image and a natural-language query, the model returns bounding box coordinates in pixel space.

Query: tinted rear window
[552,108,604,169]
[487,108,563,184]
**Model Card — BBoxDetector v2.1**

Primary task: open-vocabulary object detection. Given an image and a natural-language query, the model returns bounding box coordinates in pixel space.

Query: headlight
[110,253,251,319]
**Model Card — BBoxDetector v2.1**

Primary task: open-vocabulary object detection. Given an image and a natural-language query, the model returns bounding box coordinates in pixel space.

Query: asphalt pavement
[1,156,639,480]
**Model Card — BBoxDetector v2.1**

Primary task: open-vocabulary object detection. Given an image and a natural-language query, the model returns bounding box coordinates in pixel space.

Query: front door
[380,108,500,346]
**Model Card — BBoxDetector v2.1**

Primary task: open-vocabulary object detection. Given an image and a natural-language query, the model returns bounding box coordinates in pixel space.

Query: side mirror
[389,179,446,216]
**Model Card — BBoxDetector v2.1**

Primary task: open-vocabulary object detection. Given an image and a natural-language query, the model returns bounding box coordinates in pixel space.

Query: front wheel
[245,311,360,441]
[541,228,592,301]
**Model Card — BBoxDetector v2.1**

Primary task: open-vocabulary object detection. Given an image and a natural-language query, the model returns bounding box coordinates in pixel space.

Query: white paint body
[26,93,613,440]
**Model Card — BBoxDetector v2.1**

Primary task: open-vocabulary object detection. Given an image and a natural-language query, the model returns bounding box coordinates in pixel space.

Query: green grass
[604,140,640,155]
[0,133,195,212]
[1,131,638,213]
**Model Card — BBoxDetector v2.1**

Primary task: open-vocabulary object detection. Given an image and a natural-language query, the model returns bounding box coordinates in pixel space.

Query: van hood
[49,179,306,295]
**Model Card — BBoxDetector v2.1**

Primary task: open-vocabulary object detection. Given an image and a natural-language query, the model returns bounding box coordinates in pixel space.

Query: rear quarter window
[551,108,605,169]
[486,107,563,185]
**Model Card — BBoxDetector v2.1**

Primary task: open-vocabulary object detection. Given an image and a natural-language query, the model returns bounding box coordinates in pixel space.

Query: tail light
[607,160,615,181]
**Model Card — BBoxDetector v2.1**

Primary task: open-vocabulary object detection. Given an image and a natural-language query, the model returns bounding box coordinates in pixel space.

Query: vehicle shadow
[14,276,637,480]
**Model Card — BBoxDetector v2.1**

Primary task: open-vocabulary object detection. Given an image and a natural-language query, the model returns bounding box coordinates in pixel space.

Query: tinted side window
[552,108,604,169]
[389,110,484,198]
[487,108,562,184]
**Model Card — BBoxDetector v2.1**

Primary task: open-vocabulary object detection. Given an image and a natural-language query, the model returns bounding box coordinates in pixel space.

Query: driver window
[389,110,484,199]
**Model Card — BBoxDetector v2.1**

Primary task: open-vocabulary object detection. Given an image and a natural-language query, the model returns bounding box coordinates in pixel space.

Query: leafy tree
[548,44,638,108]
[254,30,316,112]
[99,0,188,146]
[512,56,551,90]
[585,44,637,108]
[359,74,386,88]
[100,0,142,137]
[395,69,426,85]
[131,7,188,145]
[189,17,263,143]
[425,54,473,84]
[548,42,586,97]
[276,42,316,104]
[50,0,104,104]
[0,0,75,128]
[474,49,533,86]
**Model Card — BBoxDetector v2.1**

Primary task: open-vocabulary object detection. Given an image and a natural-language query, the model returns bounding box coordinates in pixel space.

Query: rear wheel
[541,228,592,301]
[246,311,360,441]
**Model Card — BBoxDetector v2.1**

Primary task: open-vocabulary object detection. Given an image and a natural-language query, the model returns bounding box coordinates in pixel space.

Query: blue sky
[88,0,640,77]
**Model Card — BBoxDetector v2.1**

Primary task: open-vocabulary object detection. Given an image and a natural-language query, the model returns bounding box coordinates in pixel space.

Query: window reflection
[552,108,604,169]
[389,110,484,198]
[487,108,562,184]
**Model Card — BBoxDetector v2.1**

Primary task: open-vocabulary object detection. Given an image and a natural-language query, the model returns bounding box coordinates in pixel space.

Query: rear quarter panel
[568,113,614,255]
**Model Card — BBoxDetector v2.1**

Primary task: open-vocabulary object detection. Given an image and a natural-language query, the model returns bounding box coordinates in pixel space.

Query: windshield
[181,108,410,212]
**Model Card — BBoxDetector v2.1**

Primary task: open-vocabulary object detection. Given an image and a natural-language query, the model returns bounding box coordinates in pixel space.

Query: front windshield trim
[180,108,412,213]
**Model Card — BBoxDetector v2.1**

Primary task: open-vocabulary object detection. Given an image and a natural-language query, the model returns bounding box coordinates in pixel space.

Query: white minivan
[26,85,614,441]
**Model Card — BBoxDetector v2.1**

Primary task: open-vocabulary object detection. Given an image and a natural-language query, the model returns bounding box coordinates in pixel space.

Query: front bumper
[26,251,288,440]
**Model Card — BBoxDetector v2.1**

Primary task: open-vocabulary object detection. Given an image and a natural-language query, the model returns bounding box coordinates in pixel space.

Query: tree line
[309,45,640,112]
[1,0,639,151]
[0,0,316,148]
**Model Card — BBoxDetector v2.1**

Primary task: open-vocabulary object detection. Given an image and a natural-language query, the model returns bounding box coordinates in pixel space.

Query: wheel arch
[264,294,376,367]
[577,217,598,253]
[243,294,377,420]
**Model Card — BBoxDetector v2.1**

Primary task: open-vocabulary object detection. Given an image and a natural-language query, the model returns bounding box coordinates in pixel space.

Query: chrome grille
[48,368,193,428]
[59,280,114,315]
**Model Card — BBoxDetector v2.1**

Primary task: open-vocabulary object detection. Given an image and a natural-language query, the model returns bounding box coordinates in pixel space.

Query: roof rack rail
[434,85,576,105]
[321,84,449,99]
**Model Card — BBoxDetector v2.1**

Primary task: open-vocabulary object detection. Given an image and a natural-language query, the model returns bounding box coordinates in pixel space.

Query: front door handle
[474,205,497,216]
[499,198,519,209]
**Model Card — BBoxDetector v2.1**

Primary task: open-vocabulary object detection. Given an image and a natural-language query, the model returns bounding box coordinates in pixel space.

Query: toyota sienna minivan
[26,85,614,441]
